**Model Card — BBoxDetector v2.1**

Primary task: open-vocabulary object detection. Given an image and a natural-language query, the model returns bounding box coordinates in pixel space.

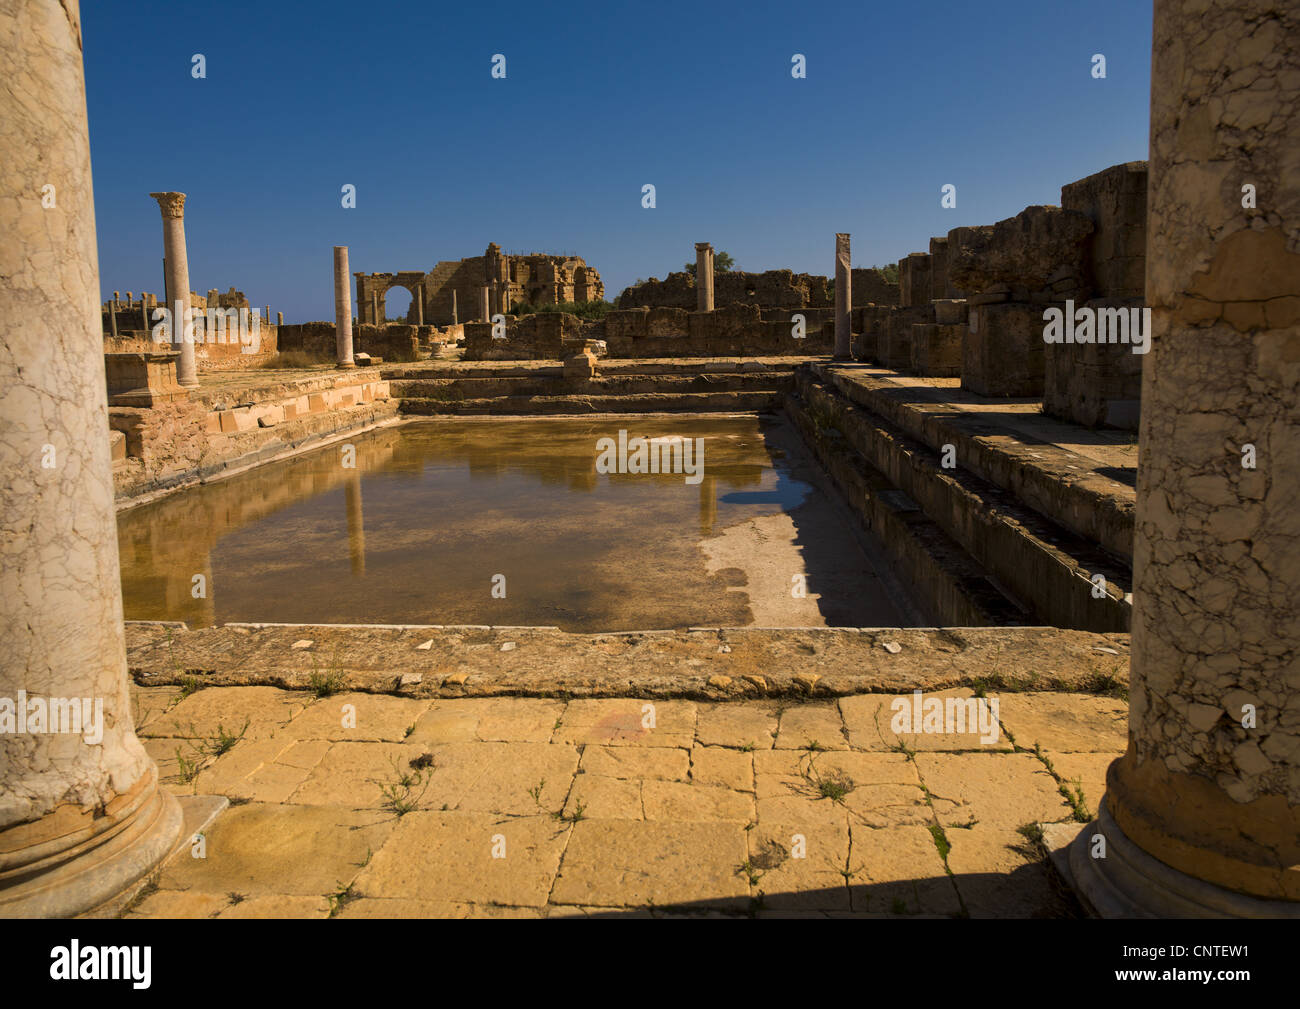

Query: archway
[383,285,412,323]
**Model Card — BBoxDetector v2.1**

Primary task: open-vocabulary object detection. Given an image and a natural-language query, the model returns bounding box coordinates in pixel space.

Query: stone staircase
[384,359,799,416]
[785,366,1134,632]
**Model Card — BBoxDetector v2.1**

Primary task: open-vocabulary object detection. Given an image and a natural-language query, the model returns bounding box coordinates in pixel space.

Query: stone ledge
[125,622,1130,701]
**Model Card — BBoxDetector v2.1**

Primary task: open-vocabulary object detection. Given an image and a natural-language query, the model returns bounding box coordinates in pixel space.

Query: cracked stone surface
[126,682,1121,917]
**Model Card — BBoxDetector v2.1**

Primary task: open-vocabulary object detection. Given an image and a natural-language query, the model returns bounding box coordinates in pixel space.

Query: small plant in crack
[927,823,951,862]
[528,779,546,809]
[804,740,827,752]
[326,881,357,918]
[194,718,250,759]
[556,798,587,824]
[376,757,432,816]
[1059,779,1091,822]
[737,859,764,886]
[813,769,854,803]
[739,741,756,752]
[227,891,246,906]
[174,746,200,784]
[307,654,347,698]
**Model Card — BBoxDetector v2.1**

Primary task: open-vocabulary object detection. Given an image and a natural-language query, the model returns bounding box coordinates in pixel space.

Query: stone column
[0,0,183,917]
[1067,0,1300,916]
[480,286,491,322]
[371,292,379,327]
[333,246,355,368]
[415,283,424,325]
[834,233,851,358]
[108,299,117,339]
[276,311,282,327]
[149,191,198,387]
[695,242,714,312]
[451,290,458,325]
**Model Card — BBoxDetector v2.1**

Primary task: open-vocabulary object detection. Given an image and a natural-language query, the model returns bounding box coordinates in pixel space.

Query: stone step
[388,372,790,400]
[381,358,802,380]
[398,390,784,416]
[793,371,1130,632]
[810,363,1135,562]
[785,394,1030,628]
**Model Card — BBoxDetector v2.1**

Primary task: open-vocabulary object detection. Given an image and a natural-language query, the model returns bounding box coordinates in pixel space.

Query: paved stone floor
[124,683,1126,918]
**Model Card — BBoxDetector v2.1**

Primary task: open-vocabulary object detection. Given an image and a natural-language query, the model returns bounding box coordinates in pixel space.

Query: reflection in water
[116,416,824,631]
[345,474,365,576]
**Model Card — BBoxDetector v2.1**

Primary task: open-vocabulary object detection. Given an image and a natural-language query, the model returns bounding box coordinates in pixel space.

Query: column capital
[695,242,713,252]
[149,191,186,218]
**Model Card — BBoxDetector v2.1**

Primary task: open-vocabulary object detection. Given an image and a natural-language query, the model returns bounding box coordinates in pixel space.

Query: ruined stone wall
[617,268,897,310]
[278,322,419,362]
[464,305,835,359]
[357,245,606,326]
[110,371,395,502]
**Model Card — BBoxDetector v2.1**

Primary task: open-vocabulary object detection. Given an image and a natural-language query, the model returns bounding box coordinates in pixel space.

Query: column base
[1054,799,1300,919]
[336,361,356,369]
[0,785,184,919]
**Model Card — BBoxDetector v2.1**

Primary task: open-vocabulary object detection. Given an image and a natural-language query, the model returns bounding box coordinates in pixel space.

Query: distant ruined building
[355,244,605,325]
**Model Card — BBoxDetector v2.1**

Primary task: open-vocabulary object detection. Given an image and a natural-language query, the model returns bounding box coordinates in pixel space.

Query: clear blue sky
[83,0,1152,322]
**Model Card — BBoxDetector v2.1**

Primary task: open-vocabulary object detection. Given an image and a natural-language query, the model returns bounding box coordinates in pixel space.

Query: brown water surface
[117,415,917,630]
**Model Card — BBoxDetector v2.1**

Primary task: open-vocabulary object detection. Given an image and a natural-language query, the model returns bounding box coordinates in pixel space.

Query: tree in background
[684,251,735,277]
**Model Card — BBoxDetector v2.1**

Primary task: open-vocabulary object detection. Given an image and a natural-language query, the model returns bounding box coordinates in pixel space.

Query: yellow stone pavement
[125,684,1127,918]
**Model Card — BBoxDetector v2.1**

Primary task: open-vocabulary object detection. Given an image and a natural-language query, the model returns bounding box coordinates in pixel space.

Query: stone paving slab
[125,684,1124,918]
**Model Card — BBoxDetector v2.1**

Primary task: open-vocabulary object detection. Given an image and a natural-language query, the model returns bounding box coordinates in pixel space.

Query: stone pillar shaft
[695,243,714,312]
[480,286,491,322]
[1,0,182,917]
[333,246,355,368]
[834,233,851,358]
[415,284,424,325]
[150,192,197,387]
[1069,0,1300,916]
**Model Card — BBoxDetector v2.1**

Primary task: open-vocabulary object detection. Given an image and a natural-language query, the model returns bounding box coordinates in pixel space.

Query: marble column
[834,233,851,358]
[480,286,491,322]
[277,311,282,327]
[415,284,424,325]
[1067,0,1300,916]
[371,292,379,327]
[0,0,183,917]
[333,246,355,368]
[149,191,198,387]
[695,242,714,313]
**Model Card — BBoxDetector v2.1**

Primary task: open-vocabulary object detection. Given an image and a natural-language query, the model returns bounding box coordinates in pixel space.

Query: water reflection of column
[699,474,717,536]
[345,474,365,576]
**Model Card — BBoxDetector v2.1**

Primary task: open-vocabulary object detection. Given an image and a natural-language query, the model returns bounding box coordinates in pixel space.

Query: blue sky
[83,0,1152,321]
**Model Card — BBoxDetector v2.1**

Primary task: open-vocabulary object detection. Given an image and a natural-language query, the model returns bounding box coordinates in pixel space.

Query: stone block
[962,302,1050,397]
[949,206,1094,298]
[104,351,188,407]
[1061,161,1148,300]
[933,299,968,326]
[899,253,932,308]
[1043,296,1145,429]
[910,323,964,377]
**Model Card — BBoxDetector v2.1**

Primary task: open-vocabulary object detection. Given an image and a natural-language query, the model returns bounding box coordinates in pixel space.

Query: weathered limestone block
[933,299,968,326]
[910,323,964,377]
[949,207,1094,298]
[878,306,934,370]
[898,253,932,308]
[929,236,956,300]
[962,303,1050,396]
[1043,297,1144,429]
[104,352,188,407]
[1061,161,1148,300]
